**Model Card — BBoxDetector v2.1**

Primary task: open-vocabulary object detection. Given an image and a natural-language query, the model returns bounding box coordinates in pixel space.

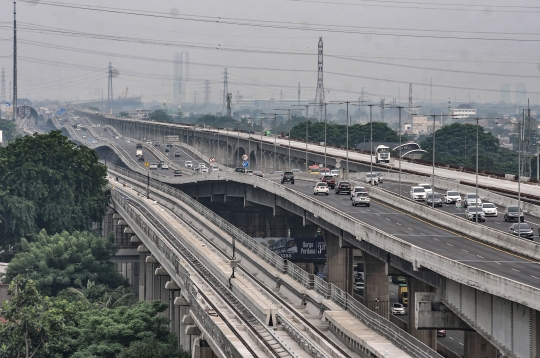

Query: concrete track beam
[362,251,389,319]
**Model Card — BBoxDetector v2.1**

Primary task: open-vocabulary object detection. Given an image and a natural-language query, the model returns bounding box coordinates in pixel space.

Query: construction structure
[520,103,533,179]
[312,37,325,121]
[173,52,189,105]
[107,62,113,113]
[1,68,5,105]
[203,80,211,106]
[12,2,17,120]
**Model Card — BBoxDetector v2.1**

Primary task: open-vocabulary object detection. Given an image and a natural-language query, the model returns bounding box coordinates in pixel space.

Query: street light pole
[369,104,374,185]
[324,103,328,169]
[431,114,436,209]
[260,117,263,172]
[398,106,403,197]
[475,117,479,224]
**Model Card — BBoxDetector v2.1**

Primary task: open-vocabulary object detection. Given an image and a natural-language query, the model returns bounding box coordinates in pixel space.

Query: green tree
[71,301,179,358]
[118,112,129,118]
[149,110,171,122]
[0,131,110,247]
[88,107,100,112]
[3,230,126,296]
[117,338,189,358]
[0,276,70,358]
[0,119,17,142]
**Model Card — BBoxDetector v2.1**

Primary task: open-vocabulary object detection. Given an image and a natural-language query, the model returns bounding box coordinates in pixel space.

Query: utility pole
[1,68,5,105]
[408,83,413,127]
[380,98,385,122]
[12,1,17,120]
[313,37,325,120]
[107,62,113,114]
[298,82,300,106]
[226,92,232,119]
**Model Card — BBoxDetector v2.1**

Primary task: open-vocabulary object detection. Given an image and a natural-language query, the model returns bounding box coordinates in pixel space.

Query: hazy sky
[1,0,539,105]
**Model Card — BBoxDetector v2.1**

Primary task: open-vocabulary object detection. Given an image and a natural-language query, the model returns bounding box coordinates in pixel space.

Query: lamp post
[292,105,310,173]
[330,101,352,179]
[261,113,278,172]
[274,108,295,170]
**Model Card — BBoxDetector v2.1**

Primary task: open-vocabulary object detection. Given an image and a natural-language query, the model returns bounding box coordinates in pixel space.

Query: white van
[330,169,339,177]
[185,160,193,168]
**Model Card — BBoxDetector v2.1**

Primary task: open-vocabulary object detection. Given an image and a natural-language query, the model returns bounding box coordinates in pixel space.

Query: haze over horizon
[1,0,539,105]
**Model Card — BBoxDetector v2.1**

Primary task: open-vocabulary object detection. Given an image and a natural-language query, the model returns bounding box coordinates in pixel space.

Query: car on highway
[418,183,433,195]
[465,206,486,222]
[146,140,152,145]
[164,148,170,153]
[330,169,339,177]
[352,192,370,207]
[198,163,206,169]
[463,193,482,208]
[173,169,182,177]
[350,186,367,199]
[212,166,219,172]
[443,190,461,204]
[370,172,383,183]
[391,303,406,315]
[185,161,193,168]
[320,168,331,176]
[235,167,245,173]
[201,167,209,173]
[504,206,525,222]
[509,223,534,239]
[365,173,379,185]
[482,203,498,217]
[253,170,264,177]
[354,282,364,295]
[335,181,351,195]
[136,143,143,149]
[166,143,173,147]
[410,186,426,201]
[154,142,160,147]
[161,163,169,170]
[281,171,295,184]
[313,182,329,195]
[114,136,120,140]
[138,155,145,162]
[437,330,446,338]
[292,169,301,174]
[149,163,158,170]
[273,170,284,175]
[82,134,87,139]
[425,193,443,207]
[321,175,336,188]
[174,150,182,157]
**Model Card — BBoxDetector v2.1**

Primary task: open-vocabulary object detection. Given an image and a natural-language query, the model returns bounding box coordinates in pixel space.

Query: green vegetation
[3,230,126,296]
[118,112,130,117]
[0,131,110,248]
[289,121,400,147]
[0,119,18,142]
[420,123,519,174]
[88,107,100,112]
[149,110,172,122]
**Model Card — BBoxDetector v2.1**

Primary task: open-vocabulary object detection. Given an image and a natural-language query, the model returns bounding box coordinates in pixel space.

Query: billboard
[269,237,327,262]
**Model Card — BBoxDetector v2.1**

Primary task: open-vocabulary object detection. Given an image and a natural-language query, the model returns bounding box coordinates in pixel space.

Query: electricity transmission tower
[223,68,229,112]
[203,80,211,106]
[312,37,325,121]
[107,62,113,113]
[520,104,533,178]
[1,68,5,104]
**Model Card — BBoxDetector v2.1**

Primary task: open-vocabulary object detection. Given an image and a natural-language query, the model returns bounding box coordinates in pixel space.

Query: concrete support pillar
[326,231,353,293]
[138,252,146,300]
[176,298,190,350]
[192,338,214,358]
[362,251,389,319]
[408,277,437,350]
[464,331,497,358]
[144,255,157,302]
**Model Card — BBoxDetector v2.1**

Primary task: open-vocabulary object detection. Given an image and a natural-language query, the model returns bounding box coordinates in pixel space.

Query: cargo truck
[398,284,408,306]
[136,149,143,157]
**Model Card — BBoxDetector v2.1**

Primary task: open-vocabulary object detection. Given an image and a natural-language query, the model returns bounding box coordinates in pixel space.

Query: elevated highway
[35,111,540,357]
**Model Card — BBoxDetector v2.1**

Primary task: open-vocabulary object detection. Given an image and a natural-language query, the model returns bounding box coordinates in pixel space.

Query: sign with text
[268,237,327,263]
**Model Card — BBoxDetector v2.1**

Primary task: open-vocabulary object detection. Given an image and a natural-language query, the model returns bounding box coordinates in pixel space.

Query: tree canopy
[3,230,126,296]
[149,110,171,122]
[0,131,110,248]
[289,121,400,147]
[419,123,519,174]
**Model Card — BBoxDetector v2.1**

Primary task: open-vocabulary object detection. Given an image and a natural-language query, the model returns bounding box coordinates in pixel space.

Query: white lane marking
[532,276,540,280]
[433,238,439,241]
[496,262,501,265]
[447,243,453,246]
[396,222,401,226]
[512,268,520,272]
[449,337,454,340]
[477,255,484,259]
[459,342,464,346]
[494,222,500,225]
[391,293,395,295]
[408,227,413,230]
[420,233,425,235]
[386,218,390,221]
[462,249,469,253]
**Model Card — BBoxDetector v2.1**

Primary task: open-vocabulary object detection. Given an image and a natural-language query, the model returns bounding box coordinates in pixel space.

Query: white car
[410,186,427,201]
[199,163,207,169]
[391,303,406,315]
[365,173,379,185]
[185,161,193,168]
[418,183,433,195]
[212,166,219,172]
[482,203,498,217]
[146,140,152,144]
[444,190,461,204]
[466,206,486,222]
[314,182,329,195]
[161,163,169,170]
[149,163,158,170]
[464,193,482,208]
[330,169,339,177]
[201,167,209,173]
[352,192,370,207]
[350,186,367,199]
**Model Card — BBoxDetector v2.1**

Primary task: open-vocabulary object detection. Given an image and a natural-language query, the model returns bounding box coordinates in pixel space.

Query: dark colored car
[138,155,145,162]
[504,206,525,222]
[174,150,182,157]
[509,223,534,239]
[173,169,182,177]
[166,143,173,147]
[281,171,295,184]
[321,175,336,188]
[154,142,160,147]
[136,143,142,149]
[335,181,351,195]
[235,167,245,173]
[164,148,170,153]
[426,193,443,207]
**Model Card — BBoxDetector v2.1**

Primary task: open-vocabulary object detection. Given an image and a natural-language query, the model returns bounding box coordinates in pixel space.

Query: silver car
[410,186,426,201]
[465,206,486,222]
[481,203,498,217]
[350,186,367,199]
[464,193,482,208]
[352,192,370,207]
[444,190,461,204]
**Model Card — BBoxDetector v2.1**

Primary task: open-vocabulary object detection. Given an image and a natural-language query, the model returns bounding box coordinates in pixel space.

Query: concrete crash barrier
[369,187,540,261]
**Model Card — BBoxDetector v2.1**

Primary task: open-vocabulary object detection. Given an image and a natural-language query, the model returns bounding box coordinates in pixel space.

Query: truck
[398,284,408,306]
[136,149,143,157]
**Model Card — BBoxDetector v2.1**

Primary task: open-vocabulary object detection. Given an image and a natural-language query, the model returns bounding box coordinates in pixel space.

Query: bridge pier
[175,296,191,350]
[192,338,214,358]
[144,255,158,302]
[326,231,353,293]
[464,331,497,358]
[408,277,437,350]
[362,251,389,319]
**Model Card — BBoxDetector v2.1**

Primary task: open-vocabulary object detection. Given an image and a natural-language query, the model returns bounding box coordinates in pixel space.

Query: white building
[451,104,476,119]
